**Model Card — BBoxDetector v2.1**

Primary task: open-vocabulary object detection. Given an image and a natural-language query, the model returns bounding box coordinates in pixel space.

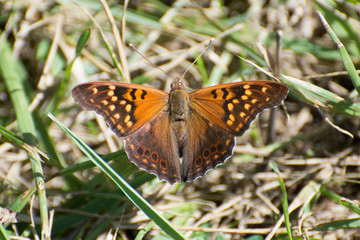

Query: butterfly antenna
[181,38,214,80]
[128,43,175,81]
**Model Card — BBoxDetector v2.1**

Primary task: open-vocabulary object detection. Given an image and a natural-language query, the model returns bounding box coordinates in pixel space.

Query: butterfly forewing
[72,82,168,137]
[189,81,288,136]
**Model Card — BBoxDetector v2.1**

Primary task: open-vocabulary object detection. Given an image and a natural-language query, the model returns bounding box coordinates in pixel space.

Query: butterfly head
[171,77,186,90]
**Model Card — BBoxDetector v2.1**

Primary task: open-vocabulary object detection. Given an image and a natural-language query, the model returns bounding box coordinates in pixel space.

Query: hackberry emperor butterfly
[72,78,288,184]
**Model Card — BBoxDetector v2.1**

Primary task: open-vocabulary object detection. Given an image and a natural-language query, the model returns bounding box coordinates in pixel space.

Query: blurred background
[0,0,359,239]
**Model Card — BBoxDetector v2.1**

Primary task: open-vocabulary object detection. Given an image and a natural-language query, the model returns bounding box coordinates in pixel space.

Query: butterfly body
[72,79,288,184]
[168,79,190,156]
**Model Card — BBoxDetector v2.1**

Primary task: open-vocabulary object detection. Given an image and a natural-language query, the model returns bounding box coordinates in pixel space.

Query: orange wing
[189,81,288,136]
[72,82,169,137]
[72,82,182,183]
[181,81,288,182]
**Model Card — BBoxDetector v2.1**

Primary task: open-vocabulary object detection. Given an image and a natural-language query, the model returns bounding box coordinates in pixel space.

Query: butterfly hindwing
[72,82,168,137]
[123,114,181,184]
[190,81,288,136]
[182,111,235,182]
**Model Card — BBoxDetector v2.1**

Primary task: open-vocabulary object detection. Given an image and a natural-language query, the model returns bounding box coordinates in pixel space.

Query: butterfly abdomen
[168,88,192,157]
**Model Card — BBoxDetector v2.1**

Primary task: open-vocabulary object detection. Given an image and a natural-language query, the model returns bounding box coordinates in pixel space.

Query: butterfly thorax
[169,89,189,121]
[169,79,190,156]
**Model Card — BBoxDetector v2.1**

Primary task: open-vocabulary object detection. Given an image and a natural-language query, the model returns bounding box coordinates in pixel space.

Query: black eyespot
[144,149,151,156]
[160,159,167,169]
[151,153,159,162]
[203,149,210,159]
[195,157,202,167]
[137,147,144,155]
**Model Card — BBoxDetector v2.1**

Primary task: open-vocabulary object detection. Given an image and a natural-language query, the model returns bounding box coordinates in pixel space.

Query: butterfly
[72,78,288,184]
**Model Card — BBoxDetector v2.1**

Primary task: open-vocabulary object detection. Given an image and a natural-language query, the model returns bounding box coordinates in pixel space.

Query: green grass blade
[8,188,37,213]
[1,39,50,238]
[282,75,360,117]
[317,11,360,95]
[0,224,10,240]
[269,161,293,240]
[48,113,186,239]
[51,28,92,116]
[320,185,360,215]
[76,28,92,56]
[313,218,360,231]
[0,125,29,148]
[64,28,92,82]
